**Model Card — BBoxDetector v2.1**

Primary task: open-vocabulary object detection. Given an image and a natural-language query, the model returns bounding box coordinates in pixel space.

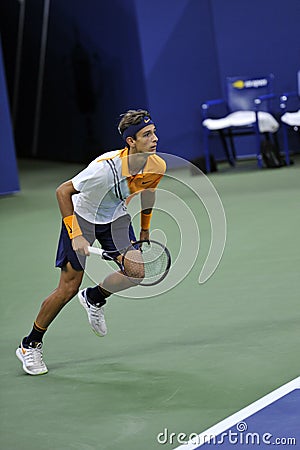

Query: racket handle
[87,246,104,257]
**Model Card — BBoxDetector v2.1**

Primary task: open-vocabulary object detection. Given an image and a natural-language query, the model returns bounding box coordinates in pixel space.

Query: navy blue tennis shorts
[55,213,136,271]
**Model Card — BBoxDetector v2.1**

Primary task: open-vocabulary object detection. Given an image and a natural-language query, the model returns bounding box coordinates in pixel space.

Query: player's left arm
[140,188,156,240]
[140,157,166,240]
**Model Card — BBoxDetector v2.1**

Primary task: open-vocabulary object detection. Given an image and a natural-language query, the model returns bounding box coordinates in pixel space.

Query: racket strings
[124,241,170,285]
[142,245,169,279]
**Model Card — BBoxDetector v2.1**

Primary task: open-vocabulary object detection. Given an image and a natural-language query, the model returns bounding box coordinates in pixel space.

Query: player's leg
[79,215,143,326]
[16,263,84,376]
[35,262,84,328]
[101,214,145,292]
[16,220,88,375]
[86,213,144,294]
[101,249,145,293]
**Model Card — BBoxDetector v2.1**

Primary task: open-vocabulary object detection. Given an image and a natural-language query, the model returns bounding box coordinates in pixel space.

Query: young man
[16,109,166,376]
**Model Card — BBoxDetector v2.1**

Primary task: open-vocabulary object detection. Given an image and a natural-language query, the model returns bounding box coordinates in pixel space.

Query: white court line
[173,376,300,449]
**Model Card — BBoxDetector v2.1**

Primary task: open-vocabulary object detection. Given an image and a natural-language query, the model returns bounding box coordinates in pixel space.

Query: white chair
[202,74,280,172]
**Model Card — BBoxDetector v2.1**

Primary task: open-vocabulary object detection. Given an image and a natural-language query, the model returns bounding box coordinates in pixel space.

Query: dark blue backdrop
[0,37,20,195]
[0,0,299,163]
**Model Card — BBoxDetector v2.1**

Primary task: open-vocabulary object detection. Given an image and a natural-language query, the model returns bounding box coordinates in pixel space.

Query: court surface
[1,156,299,450]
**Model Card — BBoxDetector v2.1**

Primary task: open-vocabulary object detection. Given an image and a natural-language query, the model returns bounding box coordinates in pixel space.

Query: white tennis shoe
[78,289,107,337]
[16,341,48,375]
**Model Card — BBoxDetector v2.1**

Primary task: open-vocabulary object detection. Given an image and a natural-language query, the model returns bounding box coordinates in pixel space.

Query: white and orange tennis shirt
[72,148,166,224]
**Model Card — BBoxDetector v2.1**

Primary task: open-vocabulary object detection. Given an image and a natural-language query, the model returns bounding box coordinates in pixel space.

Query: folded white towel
[281,110,300,127]
[203,110,279,133]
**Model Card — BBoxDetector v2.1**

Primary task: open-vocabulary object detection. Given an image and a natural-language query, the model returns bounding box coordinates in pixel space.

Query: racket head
[122,239,171,286]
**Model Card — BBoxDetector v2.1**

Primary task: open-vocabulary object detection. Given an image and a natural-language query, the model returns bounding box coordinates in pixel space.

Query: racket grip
[87,246,104,257]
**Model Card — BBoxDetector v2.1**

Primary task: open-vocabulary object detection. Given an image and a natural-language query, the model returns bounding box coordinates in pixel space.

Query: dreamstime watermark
[157,422,297,446]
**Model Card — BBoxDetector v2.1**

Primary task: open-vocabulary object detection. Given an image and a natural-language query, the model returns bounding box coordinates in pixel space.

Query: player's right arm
[56,180,90,255]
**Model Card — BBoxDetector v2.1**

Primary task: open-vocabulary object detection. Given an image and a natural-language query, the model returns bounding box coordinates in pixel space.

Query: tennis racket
[88,239,171,286]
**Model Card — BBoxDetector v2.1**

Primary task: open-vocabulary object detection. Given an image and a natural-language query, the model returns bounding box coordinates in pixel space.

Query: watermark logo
[156,423,297,446]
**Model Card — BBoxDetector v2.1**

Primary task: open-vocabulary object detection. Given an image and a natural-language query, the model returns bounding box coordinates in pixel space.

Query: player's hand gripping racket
[88,240,171,286]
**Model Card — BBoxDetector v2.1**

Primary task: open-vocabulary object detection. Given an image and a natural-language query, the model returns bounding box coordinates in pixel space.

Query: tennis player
[16,109,166,375]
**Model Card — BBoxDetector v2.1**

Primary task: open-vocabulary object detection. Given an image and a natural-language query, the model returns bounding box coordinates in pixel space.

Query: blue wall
[135,0,300,160]
[0,37,20,195]
[134,0,221,159]
[0,0,299,163]
[209,0,300,158]
[0,0,148,162]
[212,0,300,95]
[39,0,149,161]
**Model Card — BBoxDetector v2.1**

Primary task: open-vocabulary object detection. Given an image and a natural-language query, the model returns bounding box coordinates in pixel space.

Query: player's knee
[125,262,145,283]
[66,284,80,300]
[123,250,145,284]
[59,264,83,302]
[57,278,81,303]
[66,277,82,299]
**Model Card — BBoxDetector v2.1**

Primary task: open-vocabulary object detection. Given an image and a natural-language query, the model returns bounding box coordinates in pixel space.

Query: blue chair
[279,70,300,163]
[201,74,280,172]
